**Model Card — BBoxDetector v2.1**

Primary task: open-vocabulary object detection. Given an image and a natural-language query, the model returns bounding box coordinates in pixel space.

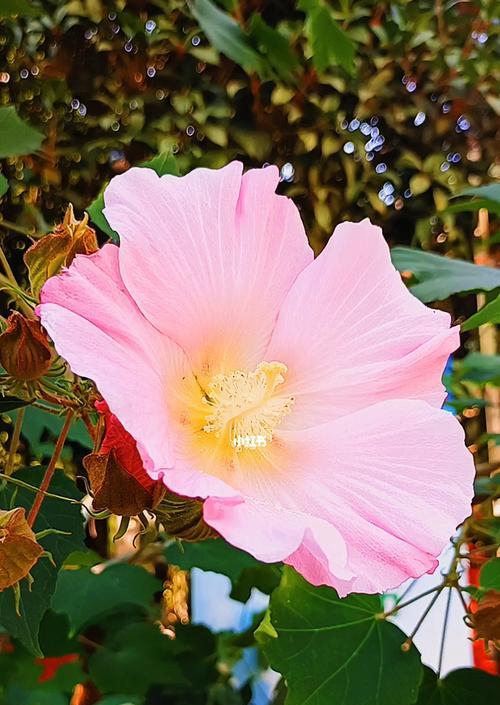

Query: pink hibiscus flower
[38,162,474,596]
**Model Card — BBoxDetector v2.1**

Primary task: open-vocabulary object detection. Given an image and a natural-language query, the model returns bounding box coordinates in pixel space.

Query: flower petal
[38,244,188,471]
[266,220,458,428]
[282,399,474,595]
[103,162,313,376]
[199,399,473,595]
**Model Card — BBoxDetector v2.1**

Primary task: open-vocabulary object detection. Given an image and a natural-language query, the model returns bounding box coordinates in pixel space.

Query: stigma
[201,361,294,451]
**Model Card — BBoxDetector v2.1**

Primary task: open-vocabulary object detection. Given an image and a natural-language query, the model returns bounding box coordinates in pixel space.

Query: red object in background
[36,653,79,682]
[468,550,500,676]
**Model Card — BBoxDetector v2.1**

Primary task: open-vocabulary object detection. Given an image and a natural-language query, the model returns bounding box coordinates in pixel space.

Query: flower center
[201,361,294,451]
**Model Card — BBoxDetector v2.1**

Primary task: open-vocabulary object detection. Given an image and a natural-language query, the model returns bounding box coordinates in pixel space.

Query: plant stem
[0,218,36,237]
[383,584,440,617]
[0,473,80,504]
[401,587,444,650]
[437,587,453,678]
[0,245,18,287]
[5,407,25,476]
[27,410,74,527]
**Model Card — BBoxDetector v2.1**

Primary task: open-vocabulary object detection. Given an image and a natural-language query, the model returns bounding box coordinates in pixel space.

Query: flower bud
[24,203,99,297]
[83,400,165,517]
[0,311,52,381]
[0,508,43,590]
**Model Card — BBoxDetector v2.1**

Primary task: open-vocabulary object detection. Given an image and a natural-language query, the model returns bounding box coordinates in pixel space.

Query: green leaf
[165,537,259,583]
[0,172,8,196]
[257,567,423,705]
[189,0,265,74]
[0,106,44,158]
[51,564,161,634]
[0,396,31,413]
[462,293,500,331]
[88,623,217,697]
[391,247,500,302]
[87,153,179,243]
[479,558,500,591]
[458,353,500,385]
[415,666,500,704]
[0,0,40,18]
[0,469,84,656]
[301,2,356,74]
[445,184,500,215]
[249,15,299,81]
[18,405,92,456]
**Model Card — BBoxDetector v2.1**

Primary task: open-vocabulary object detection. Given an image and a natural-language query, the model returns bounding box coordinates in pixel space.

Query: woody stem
[27,410,74,527]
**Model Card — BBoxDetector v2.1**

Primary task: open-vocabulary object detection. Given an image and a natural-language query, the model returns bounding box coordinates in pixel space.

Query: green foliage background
[0,1,499,705]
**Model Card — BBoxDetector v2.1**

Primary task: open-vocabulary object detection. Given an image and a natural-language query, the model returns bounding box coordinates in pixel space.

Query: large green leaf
[189,0,265,74]
[391,247,500,302]
[415,666,500,704]
[257,568,422,705]
[0,106,44,158]
[165,538,259,582]
[0,469,84,656]
[89,622,216,696]
[51,564,161,634]
[462,293,500,331]
[300,1,356,74]
[87,153,179,242]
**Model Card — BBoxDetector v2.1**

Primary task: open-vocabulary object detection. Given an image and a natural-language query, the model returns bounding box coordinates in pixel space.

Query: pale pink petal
[283,399,474,595]
[103,162,313,376]
[266,220,458,428]
[38,244,188,471]
[198,399,473,595]
[203,497,308,564]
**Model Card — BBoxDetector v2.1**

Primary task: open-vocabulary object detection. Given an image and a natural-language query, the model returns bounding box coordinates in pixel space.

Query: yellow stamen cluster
[201,361,294,451]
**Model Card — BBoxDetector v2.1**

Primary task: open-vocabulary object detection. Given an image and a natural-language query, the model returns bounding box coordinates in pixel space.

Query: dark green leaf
[165,537,260,584]
[416,666,500,704]
[189,0,265,74]
[0,106,44,158]
[51,564,161,634]
[391,247,500,302]
[0,396,31,413]
[89,622,217,696]
[0,172,8,196]
[0,469,84,656]
[249,15,299,81]
[462,293,500,331]
[230,564,282,603]
[257,567,423,705]
[301,2,356,74]
[18,406,92,455]
[479,558,500,591]
[458,353,500,385]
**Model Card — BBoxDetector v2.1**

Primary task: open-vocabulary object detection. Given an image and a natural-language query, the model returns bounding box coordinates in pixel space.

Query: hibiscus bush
[0,1,499,705]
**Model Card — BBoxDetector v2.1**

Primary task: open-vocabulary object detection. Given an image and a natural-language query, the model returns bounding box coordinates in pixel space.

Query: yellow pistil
[201,361,294,451]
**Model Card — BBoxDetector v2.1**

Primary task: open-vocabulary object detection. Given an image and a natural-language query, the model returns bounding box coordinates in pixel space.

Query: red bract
[95,400,155,491]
